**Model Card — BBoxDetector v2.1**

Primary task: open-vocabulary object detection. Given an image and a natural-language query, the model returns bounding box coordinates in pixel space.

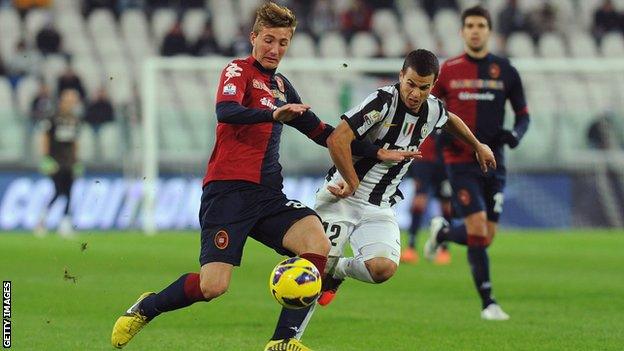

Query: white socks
[333,256,375,283]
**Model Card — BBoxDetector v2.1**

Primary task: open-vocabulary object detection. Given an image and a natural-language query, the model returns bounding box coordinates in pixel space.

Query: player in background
[424,5,530,321]
[110,3,415,350]
[400,132,452,265]
[35,89,82,237]
[267,49,496,344]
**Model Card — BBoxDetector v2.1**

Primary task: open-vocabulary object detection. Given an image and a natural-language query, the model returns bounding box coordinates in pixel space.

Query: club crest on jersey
[458,189,471,206]
[222,83,236,95]
[274,76,285,93]
[252,79,272,94]
[357,110,382,136]
[401,121,416,137]
[489,63,501,79]
[214,230,229,249]
[420,122,429,138]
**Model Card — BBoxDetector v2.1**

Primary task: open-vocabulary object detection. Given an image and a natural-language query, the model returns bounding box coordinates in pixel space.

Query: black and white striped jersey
[324,83,449,207]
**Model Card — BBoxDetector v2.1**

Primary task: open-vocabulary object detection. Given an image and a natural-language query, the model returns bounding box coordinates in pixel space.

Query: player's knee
[467,234,491,248]
[200,280,229,300]
[307,231,330,256]
[365,258,397,283]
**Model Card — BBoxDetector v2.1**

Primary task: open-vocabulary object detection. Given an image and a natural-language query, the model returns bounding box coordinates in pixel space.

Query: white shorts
[314,188,401,265]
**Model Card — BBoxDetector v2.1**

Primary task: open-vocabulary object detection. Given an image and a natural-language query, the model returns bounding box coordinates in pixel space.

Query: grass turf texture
[2,230,623,350]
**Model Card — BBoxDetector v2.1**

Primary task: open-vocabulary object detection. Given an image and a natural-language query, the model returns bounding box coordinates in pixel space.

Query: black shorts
[447,162,506,222]
[410,160,451,200]
[198,180,319,266]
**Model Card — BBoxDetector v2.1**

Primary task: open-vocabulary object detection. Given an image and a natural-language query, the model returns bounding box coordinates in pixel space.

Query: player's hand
[496,129,519,148]
[377,149,422,162]
[272,103,310,123]
[39,156,59,175]
[475,143,496,173]
[327,180,357,198]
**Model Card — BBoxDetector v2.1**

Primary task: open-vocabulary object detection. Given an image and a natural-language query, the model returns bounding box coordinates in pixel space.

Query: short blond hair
[252,2,297,34]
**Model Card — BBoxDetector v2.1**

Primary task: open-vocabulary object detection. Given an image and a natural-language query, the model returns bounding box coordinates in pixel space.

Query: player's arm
[442,112,496,172]
[498,65,530,148]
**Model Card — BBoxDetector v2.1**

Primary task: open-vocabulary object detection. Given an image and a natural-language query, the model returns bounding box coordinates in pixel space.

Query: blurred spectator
[117,0,145,12]
[57,65,86,101]
[0,56,6,77]
[191,23,222,56]
[339,0,373,41]
[160,21,190,56]
[526,1,561,44]
[587,111,624,150]
[6,39,42,88]
[309,0,338,40]
[84,86,115,159]
[592,0,623,44]
[229,26,252,57]
[12,0,52,19]
[36,22,62,56]
[421,0,458,19]
[26,79,55,158]
[497,0,526,53]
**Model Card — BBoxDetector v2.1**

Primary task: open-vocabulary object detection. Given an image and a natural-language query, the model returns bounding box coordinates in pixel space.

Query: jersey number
[493,192,504,214]
[322,222,342,247]
[285,200,306,209]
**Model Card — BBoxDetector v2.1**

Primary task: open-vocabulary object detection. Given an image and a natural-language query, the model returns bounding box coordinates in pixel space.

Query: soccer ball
[269,257,322,309]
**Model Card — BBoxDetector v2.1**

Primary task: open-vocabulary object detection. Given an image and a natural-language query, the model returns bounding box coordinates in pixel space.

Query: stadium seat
[15,76,39,117]
[569,31,599,58]
[209,0,238,50]
[151,8,177,45]
[506,32,536,58]
[578,0,603,30]
[371,9,400,39]
[100,123,121,161]
[25,9,51,43]
[42,55,68,88]
[0,77,14,118]
[0,8,21,60]
[88,9,117,37]
[433,9,460,43]
[538,33,567,58]
[78,125,96,161]
[601,32,624,57]
[381,32,406,58]
[319,32,348,58]
[350,32,379,58]
[182,9,207,43]
[73,56,104,97]
[288,32,316,57]
[238,0,263,26]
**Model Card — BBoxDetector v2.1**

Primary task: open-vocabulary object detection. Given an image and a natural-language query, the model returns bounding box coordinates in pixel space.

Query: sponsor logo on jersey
[450,79,504,90]
[252,79,272,95]
[458,91,496,101]
[214,230,229,249]
[224,62,242,83]
[489,63,501,79]
[260,97,277,110]
[222,83,237,95]
[272,90,286,102]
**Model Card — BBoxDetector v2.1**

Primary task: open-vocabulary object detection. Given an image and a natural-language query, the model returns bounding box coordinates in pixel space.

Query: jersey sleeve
[507,65,530,140]
[434,98,449,128]
[215,60,247,104]
[340,90,387,139]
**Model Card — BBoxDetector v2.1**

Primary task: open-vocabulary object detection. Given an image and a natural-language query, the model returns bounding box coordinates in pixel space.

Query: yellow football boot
[264,338,312,351]
[111,292,155,349]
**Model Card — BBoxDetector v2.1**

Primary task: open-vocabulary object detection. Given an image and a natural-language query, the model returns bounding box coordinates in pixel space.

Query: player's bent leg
[282,215,330,276]
[364,257,398,283]
[199,262,233,299]
[423,216,449,261]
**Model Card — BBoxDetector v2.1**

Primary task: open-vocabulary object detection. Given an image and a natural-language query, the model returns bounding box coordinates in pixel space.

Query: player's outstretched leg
[401,207,423,264]
[111,273,207,348]
[317,273,344,306]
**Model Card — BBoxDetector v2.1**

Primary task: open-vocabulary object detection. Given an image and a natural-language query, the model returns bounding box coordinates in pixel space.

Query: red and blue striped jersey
[432,53,530,165]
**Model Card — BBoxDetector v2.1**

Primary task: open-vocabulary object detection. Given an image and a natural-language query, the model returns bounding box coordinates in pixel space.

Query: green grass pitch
[2,230,623,350]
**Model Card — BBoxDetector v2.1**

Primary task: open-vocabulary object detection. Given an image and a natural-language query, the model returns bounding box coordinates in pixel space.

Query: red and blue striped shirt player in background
[424,5,530,321]
[111,2,417,350]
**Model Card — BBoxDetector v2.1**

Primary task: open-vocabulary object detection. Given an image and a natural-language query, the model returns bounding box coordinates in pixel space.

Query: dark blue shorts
[409,160,451,200]
[198,180,319,266]
[447,162,506,222]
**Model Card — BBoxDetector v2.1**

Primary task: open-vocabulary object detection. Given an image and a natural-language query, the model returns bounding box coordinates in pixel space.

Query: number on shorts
[493,192,504,214]
[322,221,342,247]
